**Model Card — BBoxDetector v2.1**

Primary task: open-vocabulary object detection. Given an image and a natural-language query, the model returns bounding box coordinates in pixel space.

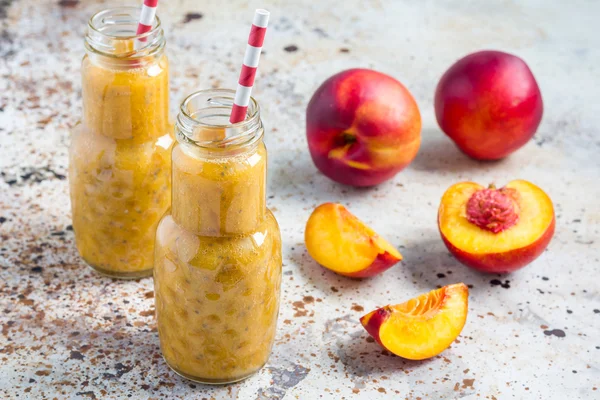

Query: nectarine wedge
[305,203,402,278]
[438,180,555,273]
[360,283,469,360]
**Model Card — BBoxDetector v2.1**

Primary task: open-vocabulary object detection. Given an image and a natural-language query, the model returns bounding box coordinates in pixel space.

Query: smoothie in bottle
[69,7,172,278]
[154,90,282,383]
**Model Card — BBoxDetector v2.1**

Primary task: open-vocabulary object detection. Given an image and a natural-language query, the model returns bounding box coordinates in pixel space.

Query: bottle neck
[81,7,169,141]
[84,45,166,70]
[170,89,266,236]
[171,140,267,236]
[84,6,166,70]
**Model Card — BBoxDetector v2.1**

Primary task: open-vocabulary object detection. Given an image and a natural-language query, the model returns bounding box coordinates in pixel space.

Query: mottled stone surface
[1,0,599,399]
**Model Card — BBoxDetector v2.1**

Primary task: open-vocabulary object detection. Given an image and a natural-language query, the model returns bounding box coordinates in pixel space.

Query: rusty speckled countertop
[1,0,599,399]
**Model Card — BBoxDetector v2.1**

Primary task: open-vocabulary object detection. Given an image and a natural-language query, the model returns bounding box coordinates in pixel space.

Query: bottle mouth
[86,6,164,58]
[176,89,262,149]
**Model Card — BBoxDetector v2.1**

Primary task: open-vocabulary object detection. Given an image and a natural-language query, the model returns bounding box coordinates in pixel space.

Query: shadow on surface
[397,237,494,295]
[268,147,384,206]
[286,244,367,296]
[411,128,502,174]
[336,329,434,377]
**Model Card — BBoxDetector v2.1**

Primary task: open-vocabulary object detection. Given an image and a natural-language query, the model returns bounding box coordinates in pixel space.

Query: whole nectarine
[307,69,421,187]
[438,180,555,273]
[435,51,543,160]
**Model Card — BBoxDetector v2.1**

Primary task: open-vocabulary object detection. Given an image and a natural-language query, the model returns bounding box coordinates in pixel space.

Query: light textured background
[1,0,599,399]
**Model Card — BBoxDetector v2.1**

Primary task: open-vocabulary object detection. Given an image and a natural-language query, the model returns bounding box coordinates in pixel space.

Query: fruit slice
[438,180,555,273]
[304,203,402,278]
[360,283,468,360]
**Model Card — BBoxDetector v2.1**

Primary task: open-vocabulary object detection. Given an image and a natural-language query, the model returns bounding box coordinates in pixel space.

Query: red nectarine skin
[359,307,390,346]
[435,51,543,160]
[307,69,421,187]
[441,216,555,274]
[341,250,399,278]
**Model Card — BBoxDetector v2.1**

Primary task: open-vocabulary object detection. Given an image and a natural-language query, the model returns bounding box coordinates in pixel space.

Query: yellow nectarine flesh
[360,283,469,360]
[305,203,402,278]
[439,180,554,264]
[438,180,555,273]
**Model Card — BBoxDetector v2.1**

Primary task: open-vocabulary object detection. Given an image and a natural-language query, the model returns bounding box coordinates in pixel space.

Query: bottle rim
[85,6,164,59]
[176,89,263,149]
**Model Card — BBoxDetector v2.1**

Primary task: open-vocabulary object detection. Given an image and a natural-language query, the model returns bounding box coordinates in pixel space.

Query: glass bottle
[69,7,172,279]
[154,89,282,384]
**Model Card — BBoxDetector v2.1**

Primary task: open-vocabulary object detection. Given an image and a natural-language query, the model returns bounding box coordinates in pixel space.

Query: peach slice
[438,180,555,273]
[360,283,468,360]
[304,203,402,278]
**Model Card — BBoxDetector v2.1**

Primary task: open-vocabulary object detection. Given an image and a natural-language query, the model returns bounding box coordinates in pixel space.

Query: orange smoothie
[69,8,172,278]
[154,90,282,383]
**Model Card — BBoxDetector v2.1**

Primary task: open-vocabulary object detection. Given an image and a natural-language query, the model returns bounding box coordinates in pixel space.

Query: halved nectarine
[304,203,402,278]
[360,283,468,360]
[438,180,555,273]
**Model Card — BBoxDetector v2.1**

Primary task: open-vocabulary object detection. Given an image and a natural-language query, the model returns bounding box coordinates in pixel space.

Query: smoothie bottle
[69,7,172,278]
[154,89,282,383]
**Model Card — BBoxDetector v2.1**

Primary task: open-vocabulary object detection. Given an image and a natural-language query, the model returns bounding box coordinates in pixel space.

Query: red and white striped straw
[230,9,270,124]
[136,0,159,40]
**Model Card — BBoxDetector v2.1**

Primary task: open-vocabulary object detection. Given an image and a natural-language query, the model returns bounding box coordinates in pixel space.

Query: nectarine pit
[466,186,519,233]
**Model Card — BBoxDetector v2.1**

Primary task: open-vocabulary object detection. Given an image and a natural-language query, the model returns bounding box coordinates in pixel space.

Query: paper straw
[136,0,159,40]
[230,9,270,124]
